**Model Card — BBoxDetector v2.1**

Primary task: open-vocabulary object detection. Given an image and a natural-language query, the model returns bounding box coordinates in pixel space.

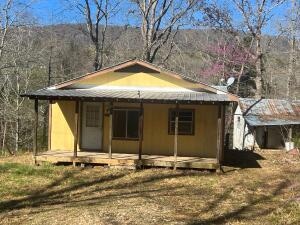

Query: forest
[0,0,299,153]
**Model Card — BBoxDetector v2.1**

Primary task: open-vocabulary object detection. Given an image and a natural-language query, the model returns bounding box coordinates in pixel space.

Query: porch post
[263,126,268,148]
[73,100,79,166]
[252,127,257,151]
[33,99,38,164]
[220,104,225,162]
[108,102,113,159]
[288,126,293,142]
[173,103,179,170]
[216,104,225,165]
[48,100,53,151]
[138,102,144,160]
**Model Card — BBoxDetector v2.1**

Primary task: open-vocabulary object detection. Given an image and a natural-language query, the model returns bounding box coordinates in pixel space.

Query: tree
[74,0,120,71]
[0,0,43,153]
[199,0,286,98]
[286,0,299,99]
[231,0,285,99]
[199,37,254,95]
[130,0,198,63]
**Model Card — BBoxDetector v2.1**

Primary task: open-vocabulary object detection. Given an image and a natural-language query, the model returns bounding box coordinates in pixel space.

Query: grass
[0,151,299,225]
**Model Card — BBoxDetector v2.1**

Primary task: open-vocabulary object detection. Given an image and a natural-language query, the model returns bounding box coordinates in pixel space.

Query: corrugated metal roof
[212,85,228,92]
[22,89,232,103]
[239,98,300,126]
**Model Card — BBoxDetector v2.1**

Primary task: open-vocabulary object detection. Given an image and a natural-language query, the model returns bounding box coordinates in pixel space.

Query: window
[113,109,140,139]
[86,105,100,127]
[168,109,194,135]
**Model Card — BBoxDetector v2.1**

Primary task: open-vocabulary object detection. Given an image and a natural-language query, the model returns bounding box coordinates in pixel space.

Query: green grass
[0,151,299,225]
[0,163,54,176]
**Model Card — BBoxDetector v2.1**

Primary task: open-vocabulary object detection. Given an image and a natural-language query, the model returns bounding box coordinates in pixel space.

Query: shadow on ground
[0,151,298,225]
[223,149,265,169]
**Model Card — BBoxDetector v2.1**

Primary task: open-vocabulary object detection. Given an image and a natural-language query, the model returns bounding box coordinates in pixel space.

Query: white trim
[216,90,227,95]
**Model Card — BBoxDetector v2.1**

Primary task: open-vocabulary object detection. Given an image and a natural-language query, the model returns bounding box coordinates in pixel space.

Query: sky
[30,0,291,35]
[31,0,132,25]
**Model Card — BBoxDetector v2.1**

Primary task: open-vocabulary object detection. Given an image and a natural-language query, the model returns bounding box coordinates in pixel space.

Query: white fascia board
[216,90,227,94]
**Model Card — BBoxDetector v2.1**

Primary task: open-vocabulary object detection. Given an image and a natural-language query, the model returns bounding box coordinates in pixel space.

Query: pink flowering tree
[199,39,254,94]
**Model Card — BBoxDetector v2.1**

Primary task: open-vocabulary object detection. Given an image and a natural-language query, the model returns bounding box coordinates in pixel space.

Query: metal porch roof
[21,89,233,103]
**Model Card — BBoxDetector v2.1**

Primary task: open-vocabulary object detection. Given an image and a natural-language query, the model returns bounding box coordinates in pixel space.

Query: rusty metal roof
[239,98,300,126]
[21,89,233,103]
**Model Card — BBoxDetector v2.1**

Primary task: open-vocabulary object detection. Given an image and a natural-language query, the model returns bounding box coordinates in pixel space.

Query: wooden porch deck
[36,151,219,170]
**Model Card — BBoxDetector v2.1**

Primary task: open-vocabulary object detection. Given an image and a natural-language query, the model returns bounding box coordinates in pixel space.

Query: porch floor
[36,151,219,170]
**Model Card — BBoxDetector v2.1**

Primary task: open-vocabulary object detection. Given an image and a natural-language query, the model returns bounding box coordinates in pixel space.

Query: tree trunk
[286,36,296,99]
[235,64,245,95]
[286,0,297,99]
[94,43,100,71]
[15,113,19,152]
[1,122,7,153]
[254,36,264,99]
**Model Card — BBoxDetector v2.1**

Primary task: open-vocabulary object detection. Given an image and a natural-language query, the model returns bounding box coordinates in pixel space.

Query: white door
[81,102,103,150]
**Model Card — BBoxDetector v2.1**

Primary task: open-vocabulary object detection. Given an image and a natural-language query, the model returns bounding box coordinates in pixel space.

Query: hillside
[32,24,299,99]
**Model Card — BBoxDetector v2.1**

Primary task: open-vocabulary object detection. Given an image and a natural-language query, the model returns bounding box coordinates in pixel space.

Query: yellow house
[22,59,238,170]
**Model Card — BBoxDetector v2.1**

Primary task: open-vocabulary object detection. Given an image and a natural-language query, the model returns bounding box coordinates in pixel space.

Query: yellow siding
[50,101,76,151]
[51,101,218,158]
[76,72,201,90]
[102,103,218,158]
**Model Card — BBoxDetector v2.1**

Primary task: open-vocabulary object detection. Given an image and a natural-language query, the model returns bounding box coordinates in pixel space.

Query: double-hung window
[168,109,194,135]
[113,109,140,139]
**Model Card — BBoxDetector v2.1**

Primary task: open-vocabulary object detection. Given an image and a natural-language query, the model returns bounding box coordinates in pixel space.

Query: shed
[233,98,300,150]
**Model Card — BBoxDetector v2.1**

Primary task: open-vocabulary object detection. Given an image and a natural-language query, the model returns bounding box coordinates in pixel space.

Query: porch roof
[21,88,233,104]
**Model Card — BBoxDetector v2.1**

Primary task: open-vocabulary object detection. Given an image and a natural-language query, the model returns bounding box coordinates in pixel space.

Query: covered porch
[23,89,231,170]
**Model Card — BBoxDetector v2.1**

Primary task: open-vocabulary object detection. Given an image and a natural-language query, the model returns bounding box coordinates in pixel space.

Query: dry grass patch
[0,150,299,225]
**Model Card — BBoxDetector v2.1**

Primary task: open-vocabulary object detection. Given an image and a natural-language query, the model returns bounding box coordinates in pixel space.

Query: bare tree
[74,0,120,71]
[286,0,299,99]
[131,0,198,63]
[200,0,286,98]
[231,0,285,99]
[0,0,41,153]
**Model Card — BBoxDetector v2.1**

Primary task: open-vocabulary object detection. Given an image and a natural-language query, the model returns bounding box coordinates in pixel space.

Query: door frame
[79,101,105,152]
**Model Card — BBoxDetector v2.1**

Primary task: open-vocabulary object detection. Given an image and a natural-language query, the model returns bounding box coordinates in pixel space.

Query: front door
[81,102,103,150]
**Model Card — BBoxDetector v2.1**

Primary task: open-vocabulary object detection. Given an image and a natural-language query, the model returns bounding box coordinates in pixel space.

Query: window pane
[113,110,126,138]
[170,111,176,121]
[178,111,192,122]
[86,105,100,127]
[168,109,194,135]
[178,122,192,134]
[127,110,139,138]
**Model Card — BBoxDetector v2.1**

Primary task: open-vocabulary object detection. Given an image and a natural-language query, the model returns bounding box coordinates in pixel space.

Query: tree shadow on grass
[0,169,126,212]
[223,149,265,169]
[0,168,201,213]
[0,163,295,224]
[187,179,291,225]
